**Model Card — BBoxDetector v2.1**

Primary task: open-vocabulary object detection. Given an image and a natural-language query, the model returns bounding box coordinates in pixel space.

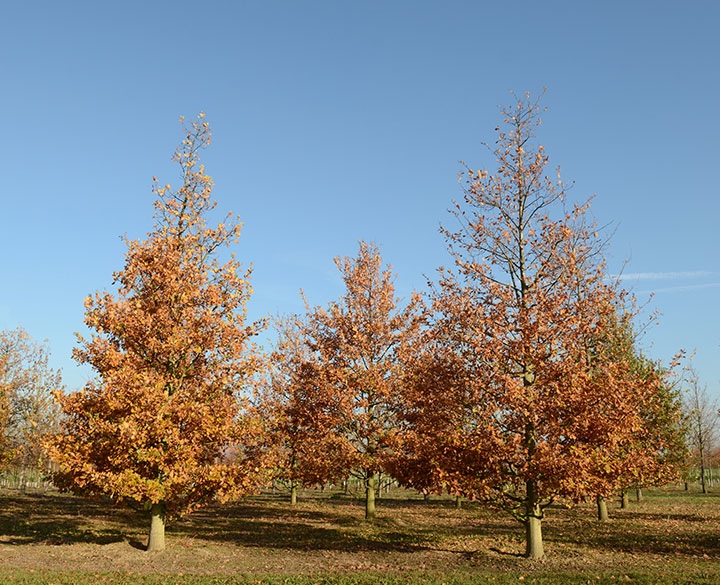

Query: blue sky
[1,1,718,397]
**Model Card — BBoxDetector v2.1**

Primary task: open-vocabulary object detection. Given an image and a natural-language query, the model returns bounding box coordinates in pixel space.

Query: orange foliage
[0,327,63,471]
[395,94,673,558]
[294,242,422,515]
[46,115,268,517]
[254,315,355,490]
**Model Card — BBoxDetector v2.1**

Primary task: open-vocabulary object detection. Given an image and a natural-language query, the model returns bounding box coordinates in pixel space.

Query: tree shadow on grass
[488,547,525,558]
[128,538,147,550]
[0,491,521,555]
[620,510,718,524]
[169,497,520,554]
[0,492,139,546]
[545,513,720,557]
[171,502,427,552]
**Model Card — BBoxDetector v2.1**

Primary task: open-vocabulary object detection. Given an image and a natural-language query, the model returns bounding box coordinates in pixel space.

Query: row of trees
[0,328,62,488]
[256,97,688,560]
[0,98,711,559]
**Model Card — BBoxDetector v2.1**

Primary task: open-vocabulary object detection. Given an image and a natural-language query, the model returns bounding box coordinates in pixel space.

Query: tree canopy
[47,114,268,552]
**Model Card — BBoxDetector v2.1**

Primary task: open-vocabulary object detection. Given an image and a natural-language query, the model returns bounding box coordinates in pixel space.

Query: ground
[0,485,717,584]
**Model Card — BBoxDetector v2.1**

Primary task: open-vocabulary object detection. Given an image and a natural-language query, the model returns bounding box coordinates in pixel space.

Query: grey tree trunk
[596,495,608,522]
[635,488,643,502]
[147,501,166,552]
[620,489,629,509]
[700,452,707,494]
[455,495,462,509]
[524,481,543,560]
[524,505,544,559]
[290,482,297,506]
[365,472,377,520]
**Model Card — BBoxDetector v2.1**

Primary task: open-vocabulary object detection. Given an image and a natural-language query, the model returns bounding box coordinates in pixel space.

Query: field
[0,486,718,584]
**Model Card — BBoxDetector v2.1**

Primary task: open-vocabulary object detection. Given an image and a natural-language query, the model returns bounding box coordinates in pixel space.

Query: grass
[0,485,718,584]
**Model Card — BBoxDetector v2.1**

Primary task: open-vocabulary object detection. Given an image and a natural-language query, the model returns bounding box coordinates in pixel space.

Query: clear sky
[1,1,718,397]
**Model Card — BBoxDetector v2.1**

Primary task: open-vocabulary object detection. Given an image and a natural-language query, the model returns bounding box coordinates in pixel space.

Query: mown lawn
[0,486,718,584]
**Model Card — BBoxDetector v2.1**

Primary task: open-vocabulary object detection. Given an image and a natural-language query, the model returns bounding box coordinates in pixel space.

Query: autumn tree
[617,354,687,501]
[254,315,355,504]
[399,95,655,559]
[584,320,686,520]
[0,329,24,470]
[684,362,719,493]
[46,114,268,552]
[560,303,687,519]
[0,328,63,487]
[299,241,421,519]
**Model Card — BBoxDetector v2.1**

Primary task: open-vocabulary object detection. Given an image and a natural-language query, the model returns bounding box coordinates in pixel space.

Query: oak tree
[0,328,63,486]
[400,95,653,559]
[254,315,355,504]
[583,319,686,520]
[47,115,267,552]
[300,241,421,519]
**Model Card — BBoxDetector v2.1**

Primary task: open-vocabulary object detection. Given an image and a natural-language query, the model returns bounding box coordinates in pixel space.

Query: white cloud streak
[638,282,720,294]
[611,271,713,281]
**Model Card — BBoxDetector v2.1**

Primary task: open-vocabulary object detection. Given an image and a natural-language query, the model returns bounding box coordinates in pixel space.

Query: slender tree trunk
[365,472,377,520]
[290,482,297,506]
[147,501,166,552]
[524,482,544,560]
[423,490,430,503]
[596,495,608,522]
[620,489,629,509]
[700,450,707,494]
[455,495,462,509]
[684,481,689,491]
[635,488,643,502]
[343,478,349,495]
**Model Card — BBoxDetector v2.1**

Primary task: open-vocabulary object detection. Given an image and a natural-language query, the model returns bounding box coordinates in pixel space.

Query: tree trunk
[524,505,544,559]
[635,488,643,502]
[146,501,166,552]
[596,495,608,522]
[290,482,297,506]
[455,495,462,509]
[684,481,689,491]
[365,472,377,520]
[620,489,629,509]
[700,450,707,494]
[524,481,544,560]
[423,490,430,503]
